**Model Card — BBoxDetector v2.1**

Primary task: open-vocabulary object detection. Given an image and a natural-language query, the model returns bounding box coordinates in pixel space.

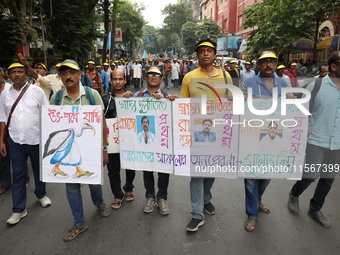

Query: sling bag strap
[6,83,31,129]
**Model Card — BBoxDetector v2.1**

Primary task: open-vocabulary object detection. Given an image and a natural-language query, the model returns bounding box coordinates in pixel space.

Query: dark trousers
[143,171,169,200]
[0,154,11,189]
[8,136,46,213]
[291,143,339,212]
[134,78,141,88]
[107,153,135,200]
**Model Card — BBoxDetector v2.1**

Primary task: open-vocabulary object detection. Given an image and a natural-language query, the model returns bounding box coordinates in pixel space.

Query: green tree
[114,0,145,57]
[44,0,99,60]
[0,0,39,63]
[159,1,194,55]
[161,2,194,36]
[142,25,162,55]
[181,21,197,55]
[242,0,337,62]
[194,19,221,42]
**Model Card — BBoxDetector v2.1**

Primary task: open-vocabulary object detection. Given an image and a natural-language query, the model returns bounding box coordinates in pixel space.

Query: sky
[131,0,179,28]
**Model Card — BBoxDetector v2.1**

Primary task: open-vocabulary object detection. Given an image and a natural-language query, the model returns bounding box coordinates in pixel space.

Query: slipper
[49,170,69,179]
[125,192,135,202]
[259,201,270,213]
[111,198,123,209]
[72,172,98,179]
[0,187,10,195]
[63,225,88,242]
[244,218,256,232]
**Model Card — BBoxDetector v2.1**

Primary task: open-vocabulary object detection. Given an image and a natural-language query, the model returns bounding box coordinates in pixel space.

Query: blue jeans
[66,183,104,227]
[291,143,340,212]
[8,136,46,213]
[190,177,215,220]
[164,74,171,88]
[244,179,271,220]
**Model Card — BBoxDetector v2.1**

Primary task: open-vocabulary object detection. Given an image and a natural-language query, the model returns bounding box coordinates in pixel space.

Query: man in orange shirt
[162,59,172,90]
[86,60,103,95]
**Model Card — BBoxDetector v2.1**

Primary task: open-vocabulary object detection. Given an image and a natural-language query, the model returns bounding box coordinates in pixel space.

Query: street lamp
[38,0,47,66]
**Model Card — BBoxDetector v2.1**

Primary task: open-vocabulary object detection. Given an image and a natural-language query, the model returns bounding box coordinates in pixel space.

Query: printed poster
[106,118,120,154]
[40,105,103,184]
[116,97,173,174]
[173,98,239,178]
[237,99,308,179]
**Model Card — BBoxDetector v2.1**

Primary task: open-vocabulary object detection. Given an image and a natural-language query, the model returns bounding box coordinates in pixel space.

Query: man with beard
[287,51,340,228]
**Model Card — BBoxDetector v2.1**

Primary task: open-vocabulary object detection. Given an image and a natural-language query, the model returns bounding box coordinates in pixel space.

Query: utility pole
[39,0,47,66]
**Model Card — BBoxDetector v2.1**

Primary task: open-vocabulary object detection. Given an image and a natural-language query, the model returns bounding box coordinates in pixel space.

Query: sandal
[63,225,88,242]
[244,218,256,232]
[125,191,135,202]
[111,198,123,209]
[259,201,270,213]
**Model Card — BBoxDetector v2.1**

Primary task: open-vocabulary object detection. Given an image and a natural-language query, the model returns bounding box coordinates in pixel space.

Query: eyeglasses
[147,73,161,77]
[258,58,277,66]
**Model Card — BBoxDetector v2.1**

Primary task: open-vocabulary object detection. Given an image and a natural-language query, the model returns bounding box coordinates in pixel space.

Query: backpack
[54,86,96,105]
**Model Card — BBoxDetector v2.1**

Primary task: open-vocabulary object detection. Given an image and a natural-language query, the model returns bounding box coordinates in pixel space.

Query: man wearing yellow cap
[0,61,51,225]
[49,59,110,241]
[17,53,52,100]
[276,64,292,87]
[47,63,64,94]
[132,66,176,216]
[227,59,241,87]
[242,49,291,232]
[86,60,103,95]
[180,38,232,232]
[241,61,255,82]
[284,61,298,87]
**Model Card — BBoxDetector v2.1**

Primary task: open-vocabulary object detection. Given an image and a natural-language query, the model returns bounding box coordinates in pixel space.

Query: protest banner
[116,97,173,174]
[40,105,103,184]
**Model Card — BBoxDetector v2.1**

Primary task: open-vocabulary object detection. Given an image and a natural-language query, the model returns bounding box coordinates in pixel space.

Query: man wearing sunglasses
[133,66,176,216]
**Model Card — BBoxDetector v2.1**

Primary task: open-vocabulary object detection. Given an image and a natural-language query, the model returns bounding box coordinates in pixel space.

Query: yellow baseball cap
[35,63,47,70]
[59,59,80,70]
[147,66,162,76]
[277,65,286,69]
[258,52,278,60]
[8,62,25,70]
[229,60,237,64]
[195,41,215,49]
[87,60,95,65]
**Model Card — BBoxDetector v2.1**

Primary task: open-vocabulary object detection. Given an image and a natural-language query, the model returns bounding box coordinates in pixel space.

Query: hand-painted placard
[40,105,103,184]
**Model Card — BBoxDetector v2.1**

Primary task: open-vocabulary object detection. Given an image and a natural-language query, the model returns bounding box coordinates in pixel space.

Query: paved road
[1,82,340,255]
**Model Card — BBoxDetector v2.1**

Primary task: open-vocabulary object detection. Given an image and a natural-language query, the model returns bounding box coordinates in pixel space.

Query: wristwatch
[103,146,108,152]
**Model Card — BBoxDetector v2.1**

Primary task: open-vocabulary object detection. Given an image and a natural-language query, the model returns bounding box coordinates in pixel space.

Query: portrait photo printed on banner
[238,99,309,180]
[40,105,103,184]
[115,97,173,174]
[173,98,239,179]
